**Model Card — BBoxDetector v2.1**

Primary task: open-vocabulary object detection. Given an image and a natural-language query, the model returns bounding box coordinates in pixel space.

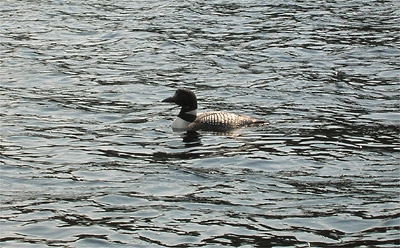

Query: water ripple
[1,0,399,247]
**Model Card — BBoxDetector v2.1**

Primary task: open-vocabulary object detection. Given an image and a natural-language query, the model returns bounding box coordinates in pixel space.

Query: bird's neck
[178,108,197,123]
[171,109,197,131]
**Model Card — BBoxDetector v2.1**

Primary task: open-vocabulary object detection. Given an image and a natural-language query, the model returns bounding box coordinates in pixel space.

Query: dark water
[1,0,399,247]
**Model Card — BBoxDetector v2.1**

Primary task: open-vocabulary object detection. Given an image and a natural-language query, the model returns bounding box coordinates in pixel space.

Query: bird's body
[162,89,267,132]
[189,111,263,132]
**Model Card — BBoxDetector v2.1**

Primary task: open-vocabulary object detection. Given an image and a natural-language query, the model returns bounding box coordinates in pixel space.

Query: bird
[162,88,267,132]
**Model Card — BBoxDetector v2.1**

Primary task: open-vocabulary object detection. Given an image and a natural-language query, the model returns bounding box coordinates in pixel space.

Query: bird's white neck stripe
[186,109,197,115]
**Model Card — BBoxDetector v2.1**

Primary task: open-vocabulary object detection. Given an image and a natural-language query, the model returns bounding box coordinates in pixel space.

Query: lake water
[1,0,399,247]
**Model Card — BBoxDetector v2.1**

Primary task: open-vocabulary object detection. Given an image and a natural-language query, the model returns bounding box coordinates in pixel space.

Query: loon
[162,88,267,132]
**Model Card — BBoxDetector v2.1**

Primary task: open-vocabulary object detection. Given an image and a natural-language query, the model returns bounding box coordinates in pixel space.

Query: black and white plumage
[162,88,267,132]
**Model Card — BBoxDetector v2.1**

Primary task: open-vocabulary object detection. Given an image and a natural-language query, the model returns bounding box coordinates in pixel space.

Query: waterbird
[162,88,268,132]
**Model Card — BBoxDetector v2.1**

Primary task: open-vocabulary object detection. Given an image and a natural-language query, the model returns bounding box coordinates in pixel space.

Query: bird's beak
[162,96,175,103]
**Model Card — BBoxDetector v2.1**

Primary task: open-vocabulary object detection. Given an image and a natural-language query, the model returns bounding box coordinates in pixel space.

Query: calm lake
[1,0,399,247]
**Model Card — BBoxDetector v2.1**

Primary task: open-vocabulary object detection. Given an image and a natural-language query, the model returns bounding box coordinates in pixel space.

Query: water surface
[1,0,399,247]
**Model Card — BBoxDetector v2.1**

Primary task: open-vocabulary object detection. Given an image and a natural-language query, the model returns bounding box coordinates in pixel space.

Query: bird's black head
[162,88,198,111]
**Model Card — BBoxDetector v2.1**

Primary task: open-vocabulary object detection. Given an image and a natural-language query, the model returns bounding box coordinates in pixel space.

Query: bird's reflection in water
[180,129,245,148]
[181,131,202,147]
